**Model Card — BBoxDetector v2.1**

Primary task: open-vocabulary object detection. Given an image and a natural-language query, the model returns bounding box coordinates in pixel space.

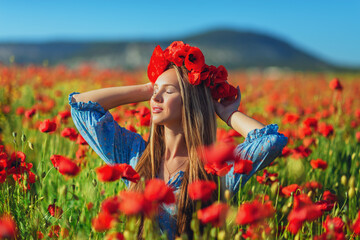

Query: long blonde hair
[129,63,219,237]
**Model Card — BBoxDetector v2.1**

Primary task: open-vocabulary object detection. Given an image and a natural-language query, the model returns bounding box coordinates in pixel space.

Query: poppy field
[0,63,360,239]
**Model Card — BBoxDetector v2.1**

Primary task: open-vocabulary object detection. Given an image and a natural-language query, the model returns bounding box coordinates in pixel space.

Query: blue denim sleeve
[68,92,146,172]
[225,124,288,193]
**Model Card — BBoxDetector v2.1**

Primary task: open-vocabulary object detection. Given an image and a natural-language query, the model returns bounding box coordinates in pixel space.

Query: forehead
[155,69,179,88]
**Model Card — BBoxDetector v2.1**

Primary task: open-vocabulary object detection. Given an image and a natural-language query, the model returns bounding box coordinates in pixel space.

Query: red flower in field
[282,113,300,125]
[303,117,318,130]
[318,122,334,137]
[304,181,323,191]
[323,215,345,234]
[322,190,337,203]
[118,191,146,216]
[92,211,115,232]
[329,78,343,91]
[16,106,25,115]
[188,180,217,202]
[197,202,229,227]
[101,196,121,216]
[352,210,360,235]
[50,155,80,177]
[37,231,44,239]
[234,159,253,175]
[95,164,140,183]
[287,194,323,234]
[256,170,278,185]
[24,108,36,119]
[236,200,275,225]
[290,145,312,159]
[144,179,175,205]
[310,159,328,170]
[39,119,57,133]
[87,202,94,210]
[281,184,301,197]
[76,134,88,145]
[105,232,124,240]
[61,128,78,141]
[356,132,360,143]
[0,214,17,239]
[48,204,63,218]
[298,126,312,139]
[302,137,316,148]
[198,142,235,176]
[58,110,71,120]
[204,163,233,177]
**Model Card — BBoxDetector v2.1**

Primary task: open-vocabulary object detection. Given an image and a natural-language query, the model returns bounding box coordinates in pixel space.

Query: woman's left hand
[212,86,241,124]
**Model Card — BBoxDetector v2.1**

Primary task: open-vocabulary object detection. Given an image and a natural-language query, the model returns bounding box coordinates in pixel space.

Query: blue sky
[1,0,359,67]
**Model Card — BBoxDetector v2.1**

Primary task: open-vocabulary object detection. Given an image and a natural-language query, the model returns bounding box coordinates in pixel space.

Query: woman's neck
[163,126,188,161]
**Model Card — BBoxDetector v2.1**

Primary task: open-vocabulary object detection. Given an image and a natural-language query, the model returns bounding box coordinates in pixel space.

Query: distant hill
[0,29,350,71]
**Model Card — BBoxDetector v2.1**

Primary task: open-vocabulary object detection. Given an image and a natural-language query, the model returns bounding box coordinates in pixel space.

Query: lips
[152,106,163,113]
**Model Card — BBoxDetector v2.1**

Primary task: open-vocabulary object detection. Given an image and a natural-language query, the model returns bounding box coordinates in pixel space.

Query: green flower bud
[349,187,355,199]
[349,176,355,188]
[92,179,97,187]
[21,134,26,142]
[12,132,17,138]
[218,230,226,240]
[341,175,347,186]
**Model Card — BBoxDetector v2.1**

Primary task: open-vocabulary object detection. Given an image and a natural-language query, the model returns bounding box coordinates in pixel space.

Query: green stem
[218,176,221,203]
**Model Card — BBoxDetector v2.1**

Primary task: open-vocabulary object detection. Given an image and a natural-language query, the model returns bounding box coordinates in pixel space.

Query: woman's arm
[213,86,264,137]
[72,83,154,111]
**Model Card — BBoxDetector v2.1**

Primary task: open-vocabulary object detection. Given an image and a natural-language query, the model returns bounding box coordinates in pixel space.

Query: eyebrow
[153,83,177,88]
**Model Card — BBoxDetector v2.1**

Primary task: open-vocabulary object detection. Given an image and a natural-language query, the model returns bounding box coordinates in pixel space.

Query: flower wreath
[147,41,238,101]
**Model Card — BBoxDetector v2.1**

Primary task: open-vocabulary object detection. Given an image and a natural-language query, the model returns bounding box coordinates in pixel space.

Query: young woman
[69,41,288,239]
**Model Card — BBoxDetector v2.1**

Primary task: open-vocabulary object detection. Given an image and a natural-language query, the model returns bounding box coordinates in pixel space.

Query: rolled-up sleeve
[68,92,146,169]
[225,124,288,193]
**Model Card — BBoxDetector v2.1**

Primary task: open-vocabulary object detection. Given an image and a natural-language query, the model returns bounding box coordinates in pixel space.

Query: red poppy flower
[118,191,146,216]
[323,215,344,233]
[198,142,236,166]
[356,132,360,143]
[61,128,78,141]
[184,47,205,72]
[287,194,323,234]
[144,179,175,205]
[204,162,233,177]
[95,164,140,183]
[50,155,80,177]
[24,108,36,119]
[15,106,25,115]
[318,122,334,137]
[76,134,88,145]
[188,71,202,85]
[101,196,121,216]
[91,211,115,232]
[39,119,57,133]
[58,110,71,120]
[210,82,230,100]
[188,180,217,202]
[214,65,228,84]
[303,117,318,130]
[353,210,360,235]
[304,181,323,191]
[147,45,170,83]
[256,170,278,185]
[105,232,125,240]
[197,202,229,227]
[0,214,17,239]
[236,200,275,225]
[48,204,63,218]
[310,159,328,170]
[281,184,301,197]
[234,159,253,175]
[329,78,343,91]
[282,113,300,125]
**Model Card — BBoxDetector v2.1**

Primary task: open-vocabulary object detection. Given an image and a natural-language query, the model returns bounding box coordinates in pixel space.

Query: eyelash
[153,89,172,95]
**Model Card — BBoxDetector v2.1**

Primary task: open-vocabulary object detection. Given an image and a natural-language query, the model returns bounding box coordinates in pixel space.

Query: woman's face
[150,68,183,127]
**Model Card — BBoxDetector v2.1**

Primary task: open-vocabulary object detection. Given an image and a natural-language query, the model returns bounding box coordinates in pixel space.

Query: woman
[69,41,288,239]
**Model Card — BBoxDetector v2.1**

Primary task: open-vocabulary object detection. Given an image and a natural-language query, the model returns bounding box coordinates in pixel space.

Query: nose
[152,90,163,103]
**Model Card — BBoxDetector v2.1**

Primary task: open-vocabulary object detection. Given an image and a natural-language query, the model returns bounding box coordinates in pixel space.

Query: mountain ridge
[0,29,355,71]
